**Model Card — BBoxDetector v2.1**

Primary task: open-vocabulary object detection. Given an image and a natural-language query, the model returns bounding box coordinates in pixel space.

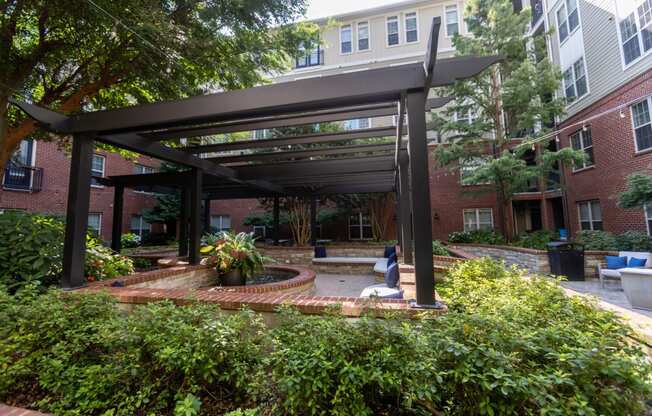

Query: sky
[306,0,402,20]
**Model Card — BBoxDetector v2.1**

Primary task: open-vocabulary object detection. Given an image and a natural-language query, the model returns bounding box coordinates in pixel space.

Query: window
[343,118,371,130]
[88,213,102,238]
[387,16,399,46]
[570,128,594,170]
[562,57,588,103]
[91,154,105,187]
[253,129,269,140]
[253,225,266,239]
[349,212,373,240]
[646,204,652,235]
[445,5,459,37]
[459,157,490,185]
[454,107,476,124]
[463,208,493,231]
[557,0,579,43]
[295,42,322,68]
[618,0,652,66]
[130,215,151,237]
[4,139,35,190]
[405,12,418,42]
[631,97,652,151]
[578,200,602,230]
[134,164,155,175]
[358,21,370,51]
[210,215,231,233]
[340,25,352,54]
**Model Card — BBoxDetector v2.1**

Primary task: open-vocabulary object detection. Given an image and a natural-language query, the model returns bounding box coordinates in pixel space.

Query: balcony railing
[3,163,43,192]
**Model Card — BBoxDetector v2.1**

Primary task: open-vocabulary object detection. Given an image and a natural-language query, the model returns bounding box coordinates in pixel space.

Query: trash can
[547,242,585,281]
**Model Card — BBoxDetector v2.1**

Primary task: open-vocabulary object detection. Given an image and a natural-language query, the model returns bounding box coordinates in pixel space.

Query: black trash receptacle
[547,242,585,281]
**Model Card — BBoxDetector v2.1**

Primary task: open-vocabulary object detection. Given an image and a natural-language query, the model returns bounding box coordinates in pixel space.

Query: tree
[619,173,652,209]
[0,0,316,176]
[433,0,584,239]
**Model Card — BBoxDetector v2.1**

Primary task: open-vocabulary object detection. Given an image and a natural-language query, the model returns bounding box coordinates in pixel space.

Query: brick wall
[0,141,160,241]
[560,70,652,237]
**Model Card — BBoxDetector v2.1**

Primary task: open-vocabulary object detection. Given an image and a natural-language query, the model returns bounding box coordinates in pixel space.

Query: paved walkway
[560,280,652,346]
[314,274,377,297]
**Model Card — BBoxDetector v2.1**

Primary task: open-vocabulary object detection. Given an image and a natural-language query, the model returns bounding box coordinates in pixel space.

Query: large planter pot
[620,268,652,310]
[220,269,246,286]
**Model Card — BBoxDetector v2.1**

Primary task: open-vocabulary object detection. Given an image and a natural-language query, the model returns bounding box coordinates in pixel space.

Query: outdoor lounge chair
[598,251,652,289]
[360,257,402,299]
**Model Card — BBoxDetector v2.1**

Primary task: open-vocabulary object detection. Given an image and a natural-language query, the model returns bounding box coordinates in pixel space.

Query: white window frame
[130,215,151,237]
[357,21,370,51]
[556,0,580,45]
[562,56,589,104]
[88,213,102,237]
[444,4,460,38]
[615,0,652,69]
[133,163,156,194]
[646,204,652,235]
[463,208,494,231]
[91,154,106,188]
[349,212,373,240]
[340,24,353,55]
[404,11,419,43]
[210,215,231,233]
[631,96,652,153]
[577,200,602,231]
[252,225,266,239]
[343,118,371,130]
[386,15,400,47]
[569,128,594,171]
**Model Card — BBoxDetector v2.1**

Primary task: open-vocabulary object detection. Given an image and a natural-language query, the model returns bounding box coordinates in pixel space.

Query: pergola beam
[207,143,394,164]
[183,126,396,154]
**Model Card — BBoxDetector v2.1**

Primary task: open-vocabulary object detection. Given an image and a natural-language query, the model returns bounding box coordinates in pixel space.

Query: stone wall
[260,245,386,266]
[450,244,614,278]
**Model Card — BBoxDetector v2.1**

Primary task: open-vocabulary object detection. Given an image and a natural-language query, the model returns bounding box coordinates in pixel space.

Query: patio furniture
[598,251,652,289]
[360,262,403,299]
[618,268,652,310]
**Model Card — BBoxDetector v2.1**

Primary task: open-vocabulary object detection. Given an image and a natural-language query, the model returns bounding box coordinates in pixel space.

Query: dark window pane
[585,147,594,165]
[406,30,418,42]
[636,124,652,151]
[341,41,351,53]
[580,221,591,230]
[624,37,642,64]
[593,221,603,231]
[350,227,361,240]
[362,226,373,239]
[358,38,369,50]
[575,76,587,97]
[388,33,399,45]
[643,27,652,51]
[568,9,579,31]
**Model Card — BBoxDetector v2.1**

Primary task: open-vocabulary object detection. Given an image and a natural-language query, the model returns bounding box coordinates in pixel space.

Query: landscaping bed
[2,258,650,415]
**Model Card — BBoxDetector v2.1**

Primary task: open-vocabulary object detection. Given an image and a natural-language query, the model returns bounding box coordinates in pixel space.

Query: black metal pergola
[11,18,499,307]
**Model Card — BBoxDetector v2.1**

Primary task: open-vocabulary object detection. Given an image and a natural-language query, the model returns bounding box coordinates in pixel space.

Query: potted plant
[200,232,268,286]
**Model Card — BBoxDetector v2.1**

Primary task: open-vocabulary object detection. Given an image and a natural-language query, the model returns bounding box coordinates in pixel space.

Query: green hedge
[574,230,652,251]
[1,258,650,415]
[0,211,133,291]
[448,229,506,245]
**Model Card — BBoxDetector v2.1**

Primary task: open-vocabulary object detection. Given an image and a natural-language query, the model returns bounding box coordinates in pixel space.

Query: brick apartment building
[2,0,652,244]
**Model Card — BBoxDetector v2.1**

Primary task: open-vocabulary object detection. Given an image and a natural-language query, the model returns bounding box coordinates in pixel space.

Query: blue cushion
[605,256,627,270]
[388,252,397,267]
[628,257,647,267]
[384,262,399,288]
[314,246,327,258]
[383,246,396,258]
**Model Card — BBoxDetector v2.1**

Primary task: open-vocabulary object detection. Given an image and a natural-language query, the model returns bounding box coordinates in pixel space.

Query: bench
[311,257,386,276]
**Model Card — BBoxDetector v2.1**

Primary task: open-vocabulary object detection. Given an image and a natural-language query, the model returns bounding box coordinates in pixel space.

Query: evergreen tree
[433,0,585,239]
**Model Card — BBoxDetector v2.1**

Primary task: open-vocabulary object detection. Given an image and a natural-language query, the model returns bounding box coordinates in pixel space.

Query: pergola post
[310,196,317,246]
[178,188,189,257]
[111,184,124,252]
[398,157,413,264]
[273,196,280,246]
[189,168,202,264]
[406,90,435,306]
[62,134,94,289]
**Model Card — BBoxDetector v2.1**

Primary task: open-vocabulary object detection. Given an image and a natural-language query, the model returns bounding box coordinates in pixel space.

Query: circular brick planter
[200,264,316,294]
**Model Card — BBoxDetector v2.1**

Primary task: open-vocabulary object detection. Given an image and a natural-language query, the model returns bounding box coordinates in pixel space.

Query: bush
[512,229,557,250]
[432,240,449,256]
[574,230,619,251]
[616,230,652,251]
[2,259,651,415]
[448,229,506,245]
[0,212,133,290]
[120,233,141,248]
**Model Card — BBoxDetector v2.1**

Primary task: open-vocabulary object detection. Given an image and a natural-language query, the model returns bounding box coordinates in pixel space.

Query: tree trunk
[287,197,310,246]
[369,193,395,241]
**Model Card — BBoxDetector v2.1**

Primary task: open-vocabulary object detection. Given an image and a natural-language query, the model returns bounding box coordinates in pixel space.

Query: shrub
[432,240,449,256]
[0,211,133,290]
[512,229,557,250]
[448,229,506,245]
[574,230,619,251]
[616,230,652,251]
[120,232,141,248]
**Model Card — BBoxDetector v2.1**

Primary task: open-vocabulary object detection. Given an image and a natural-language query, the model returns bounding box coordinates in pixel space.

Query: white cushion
[312,257,380,265]
[619,251,652,266]
[600,269,622,279]
[359,283,402,298]
[373,258,389,274]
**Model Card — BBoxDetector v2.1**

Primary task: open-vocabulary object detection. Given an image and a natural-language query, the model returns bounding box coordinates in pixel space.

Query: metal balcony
[3,163,43,192]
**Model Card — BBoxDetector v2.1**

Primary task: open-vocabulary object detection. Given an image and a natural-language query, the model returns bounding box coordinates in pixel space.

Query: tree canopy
[619,173,652,209]
[0,0,316,173]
